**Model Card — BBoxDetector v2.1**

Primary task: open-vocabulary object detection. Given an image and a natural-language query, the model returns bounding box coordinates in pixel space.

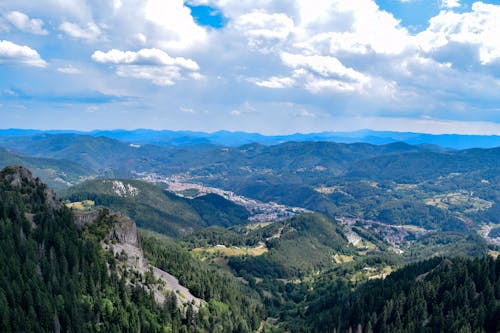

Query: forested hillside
[286,256,500,333]
[0,166,184,331]
[0,166,264,332]
[62,179,249,237]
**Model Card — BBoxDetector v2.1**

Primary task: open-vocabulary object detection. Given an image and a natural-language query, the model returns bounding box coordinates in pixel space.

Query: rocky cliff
[75,208,201,310]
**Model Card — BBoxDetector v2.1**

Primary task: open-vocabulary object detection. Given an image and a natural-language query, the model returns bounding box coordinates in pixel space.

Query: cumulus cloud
[92,48,199,70]
[278,52,371,93]
[1,0,500,133]
[0,40,47,67]
[92,48,200,86]
[417,2,500,65]
[296,0,411,56]
[59,21,102,41]
[4,11,48,35]
[144,0,207,50]
[233,11,294,51]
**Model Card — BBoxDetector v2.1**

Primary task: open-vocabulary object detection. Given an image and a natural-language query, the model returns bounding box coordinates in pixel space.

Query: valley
[135,171,310,222]
[0,131,499,332]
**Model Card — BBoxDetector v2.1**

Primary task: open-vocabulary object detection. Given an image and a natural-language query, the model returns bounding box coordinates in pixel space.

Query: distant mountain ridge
[1,128,499,149]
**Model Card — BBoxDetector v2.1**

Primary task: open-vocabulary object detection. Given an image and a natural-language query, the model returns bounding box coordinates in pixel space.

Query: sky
[1,0,500,134]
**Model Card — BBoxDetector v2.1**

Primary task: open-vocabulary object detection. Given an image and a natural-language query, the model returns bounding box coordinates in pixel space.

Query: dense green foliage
[0,166,190,332]
[182,226,253,247]
[229,214,350,278]
[140,230,265,332]
[286,256,500,333]
[190,193,249,227]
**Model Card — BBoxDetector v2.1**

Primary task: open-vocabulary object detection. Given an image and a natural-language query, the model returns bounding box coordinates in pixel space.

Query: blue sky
[1,0,500,134]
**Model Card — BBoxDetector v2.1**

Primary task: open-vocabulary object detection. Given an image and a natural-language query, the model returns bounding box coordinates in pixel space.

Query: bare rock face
[106,213,149,273]
[108,214,141,248]
[77,207,201,310]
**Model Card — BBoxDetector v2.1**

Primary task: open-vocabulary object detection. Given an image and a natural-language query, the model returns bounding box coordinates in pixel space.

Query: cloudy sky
[1,0,500,134]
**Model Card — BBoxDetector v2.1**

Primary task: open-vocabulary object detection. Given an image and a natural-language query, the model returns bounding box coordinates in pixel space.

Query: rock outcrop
[76,208,201,310]
[1,165,63,211]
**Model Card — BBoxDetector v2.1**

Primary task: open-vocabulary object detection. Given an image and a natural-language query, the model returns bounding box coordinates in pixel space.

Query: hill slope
[288,256,500,333]
[0,147,94,188]
[63,179,249,237]
[0,166,264,332]
[228,214,351,278]
[0,166,185,332]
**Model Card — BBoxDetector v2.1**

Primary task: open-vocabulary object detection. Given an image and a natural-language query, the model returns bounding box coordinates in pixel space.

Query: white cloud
[92,48,199,70]
[255,76,295,88]
[277,52,370,93]
[233,11,294,51]
[282,53,367,82]
[1,0,500,133]
[92,48,200,86]
[189,72,206,80]
[4,11,48,35]
[59,21,102,41]
[0,40,47,67]
[144,0,207,50]
[116,65,183,86]
[292,0,412,55]
[441,0,460,9]
[417,2,500,64]
[134,33,147,44]
[57,65,81,74]
[112,0,123,10]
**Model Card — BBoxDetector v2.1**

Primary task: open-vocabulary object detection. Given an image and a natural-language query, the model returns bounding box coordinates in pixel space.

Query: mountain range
[1,128,500,149]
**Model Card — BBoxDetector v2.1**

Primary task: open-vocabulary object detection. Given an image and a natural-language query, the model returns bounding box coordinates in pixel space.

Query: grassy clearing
[333,254,354,264]
[424,191,493,212]
[65,200,95,210]
[350,265,393,283]
[192,244,268,257]
[245,221,273,230]
[488,250,499,259]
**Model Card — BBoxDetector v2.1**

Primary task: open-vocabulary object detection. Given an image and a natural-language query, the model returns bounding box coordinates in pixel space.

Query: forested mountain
[62,179,249,237]
[0,166,264,332]
[228,214,350,278]
[286,256,500,333]
[1,165,499,332]
[0,166,183,331]
[0,133,426,177]
[346,147,500,182]
[2,132,498,238]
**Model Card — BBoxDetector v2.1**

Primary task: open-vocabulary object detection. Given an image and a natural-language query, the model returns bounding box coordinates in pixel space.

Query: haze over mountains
[2,128,500,149]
